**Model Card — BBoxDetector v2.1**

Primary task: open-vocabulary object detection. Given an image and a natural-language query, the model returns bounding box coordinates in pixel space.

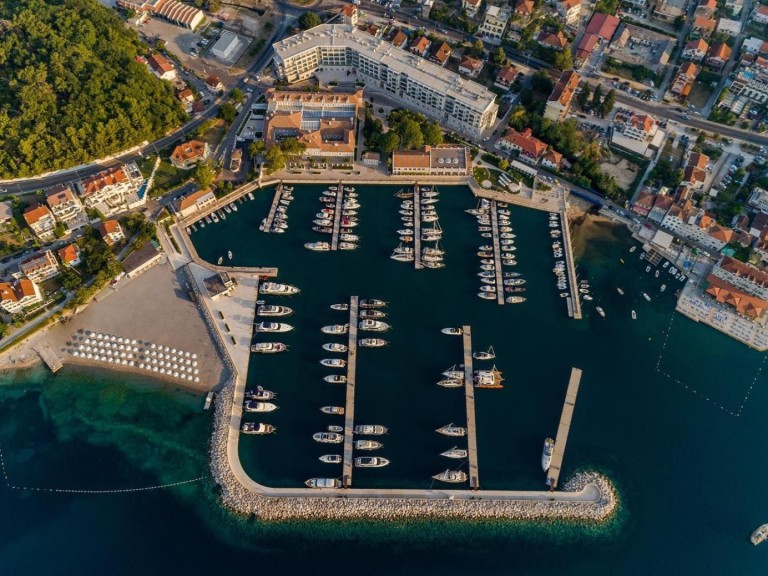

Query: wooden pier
[462,326,480,489]
[413,184,422,270]
[36,344,63,373]
[489,201,505,306]
[560,213,582,319]
[342,295,359,487]
[261,183,283,233]
[331,181,344,251]
[546,367,583,489]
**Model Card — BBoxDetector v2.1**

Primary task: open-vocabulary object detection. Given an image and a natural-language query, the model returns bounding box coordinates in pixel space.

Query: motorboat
[479,245,493,252]
[391,252,414,262]
[322,343,348,353]
[660,284,667,292]
[355,457,390,468]
[245,386,276,401]
[441,327,463,336]
[359,338,388,347]
[321,324,349,335]
[437,378,463,388]
[480,278,496,285]
[320,406,345,415]
[360,299,387,308]
[617,288,625,296]
[305,242,331,251]
[305,478,341,488]
[440,447,468,459]
[480,265,495,272]
[355,440,382,450]
[313,432,343,444]
[359,320,390,331]
[432,469,467,483]
[360,310,386,319]
[631,310,637,320]
[422,261,445,269]
[501,233,516,239]
[478,270,495,277]
[313,219,333,227]
[327,425,343,433]
[645,265,651,273]
[478,292,496,300]
[655,270,660,278]
[583,295,593,301]
[504,272,522,278]
[313,226,333,234]
[244,401,278,413]
[630,246,637,253]
[241,422,276,435]
[542,438,555,471]
[354,424,387,435]
[260,282,300,296]
[436,423,466,437]
[251,342,287,353]
[643,292,651,301]
[257,305,292,317]
[504,279,525,286]
[596,306,606,318]
[339,242,358,251]
[478,251,494,258]
[254,322,293,333]
[319,455,342,464]
[330,303,349,311]
[479,286,496,293]
[474,366,504,389]
[473,346,495,360]
[340,233,359,242]
[320,358,346,368]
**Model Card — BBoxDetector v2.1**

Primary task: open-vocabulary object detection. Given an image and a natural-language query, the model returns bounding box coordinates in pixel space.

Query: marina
[462,326,480,489]
[330,181,344,251]
[546,367,583,489]
[560,212,582,320]
[261,184,284,233]
[342,295,359,487]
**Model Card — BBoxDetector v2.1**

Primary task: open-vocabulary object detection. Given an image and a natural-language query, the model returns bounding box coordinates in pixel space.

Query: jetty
[36,343,63,373]
[342,295,359,487]
[413,184,422,270]
[560,213,582,319]
[331,181,344,250]
[489,201,505,306]
[262,183,283,232]
[462,326,480,489]
[546,367,583,489]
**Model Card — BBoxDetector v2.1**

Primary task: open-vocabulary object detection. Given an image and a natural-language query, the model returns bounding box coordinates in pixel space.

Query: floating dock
[413,184,422,270]
[560,213,582,319]
[36,344,63,373]
[546,367,583,489]
[342,295,359,487]
[489,201,505,306]
[331,181,344,251]
[462,326,480,489]
[262,183,283,233]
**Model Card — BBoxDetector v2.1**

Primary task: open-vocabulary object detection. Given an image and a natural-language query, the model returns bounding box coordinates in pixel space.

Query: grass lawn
[151,160,189,198]
[688,82,713,109]
[200,119,228,150]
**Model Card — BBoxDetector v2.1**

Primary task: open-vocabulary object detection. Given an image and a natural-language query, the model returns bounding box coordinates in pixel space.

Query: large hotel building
[272,25,498,138]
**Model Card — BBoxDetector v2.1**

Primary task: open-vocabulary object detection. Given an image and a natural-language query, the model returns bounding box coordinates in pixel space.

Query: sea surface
[1,184,766,574]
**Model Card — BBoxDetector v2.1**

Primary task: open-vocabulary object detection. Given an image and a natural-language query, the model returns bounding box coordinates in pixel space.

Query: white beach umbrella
[110,336,116,342]
[159,368,166,374]
[185,351,191,358]
[87,353,93,359]
[193,369,199,375]
[131,339,137,345]
[121,360,128,366]
[164,346,170,352]
[194,377,200,383]
[173,371,179,378]
[192,353,197,359]
[150,343,156,349]
[192,361,198,367]
[152,367,158,372]
[72,351,79,357]
[185,359,192,365]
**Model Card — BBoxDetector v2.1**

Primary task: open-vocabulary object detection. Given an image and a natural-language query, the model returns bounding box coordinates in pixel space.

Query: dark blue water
[1,185,766,574]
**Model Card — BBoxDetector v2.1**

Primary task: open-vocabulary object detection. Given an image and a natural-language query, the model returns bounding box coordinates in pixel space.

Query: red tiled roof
[23,204,53,225]
[538,30,569,50]
[585,13,620,41]
[705,275,768,319]
[392,150,430,169]
[693,16,716,31]
[81,166,129,197]
[688,152,709,169]
[685,38,709,53]
[58,244,80,264]
[707,42,732,61]
[459,56,482,71]
[502,128,547,158]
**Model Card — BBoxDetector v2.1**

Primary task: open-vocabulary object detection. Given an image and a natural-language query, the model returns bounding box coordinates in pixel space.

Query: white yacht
[305,242,331,251]
[305,478,341,488]
[473,346,495,360]
[440,447,468,459]
[360,310,386,319]
[330,303,349,311]
[313,432,343,444]
[359,338,388,347]
[541,438,555,471]
[642,292,651,301]
[355,440,382,450]
[245,387,276,401]
[322,343,348,353]
[441,327,463,336]
[321,324,349,335]
[320,358,346,368]
[359,299,386,308]
[254,322,293,333]
[320,406,345,415]
[319,455,342,464]
[432,470,467,483]
[244,401,278,413]
[241,422,276,435]
[257,305,292,317]
[324,374,347,384]
[355,457,390,468]
[442,365,464,379]
[437,378,463,388]
[260,282,300,296]
[359,320,390,332]
[354,424,387,435]
[250,342,287,354]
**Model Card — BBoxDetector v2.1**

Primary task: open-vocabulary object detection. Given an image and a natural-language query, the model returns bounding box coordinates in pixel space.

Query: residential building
[671,62,699,98]
[705,275,768,320]
[712,256,768,300]
[177,88,195,113]
[410,36,431,57]
[515,0,535,18]
[341,4,359,26]
[695,0,716,17]
[706,42,732,68]
[361,151,380,165]
[391,30,408,49]
[653,0,686,21]
[480,5,512,45]
[660,206,733,251]
[46,184,87,231]
[58,243,81,267]
[0,201,13,230]
[749,187,768,213]
[585,13,620,42]
[742,37,768,55]
[205,76,224,94]
[731,69,768,103]
[462,0,482,17]
[725,0,745,16]
[537,30,569,51]
[541,149,563,170]
[146,53,176,81]
[23,204,56,242]
[211,31,242,62]
[632,190,656,217]
[0,279,42,314]
[271,25,499,137]
[624,114,656,141]
[688,151,710,170]
[497,128,547,164]
[262,89,362,162]
[682,38,709,61]
[717,18,742,37]
[682,165,707,189]
[97,220,125,247]
[556,0,581,26]
[752,4,768,24]
[648,195,674,224]
[692,17,717,37]
[495,65,521,90]
[430,42,452,67]
[390,145,471,176]
[170,140,210,170]
[544,69,580,121]
[19,250,60,283]
[176,188,217,218]
[76,164,144,217]
[574,34,599,66]
[624,0,647,6]
[123,242,164,279]
[458,56,483,77]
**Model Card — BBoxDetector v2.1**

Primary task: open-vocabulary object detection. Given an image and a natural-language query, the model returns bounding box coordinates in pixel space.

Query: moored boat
[313,432,343,444]
[505,296,526,304]
[321,406,345,415]
[441,327,463,336]
[359,338,387,347]
[320,358,346,368]
[473,346,495,360]
[437,378,463,388]
[354,424,387,435]
[436,423,466,437]
[751,524,768,545]
[360,299,387,308]
[305,241,331,251]
[254,321,293,333]
[324,374,347,384]
[244,401,278,413]
[355,457,390,468]
[542,438,555,471]
[359,319,390,332]
[305,478,341,488]
[360,310,386,319]
[432,469,467,483]
[322,342,348,353]
[330,303,349,311]
[251,342,287,354]
[596,306,606,318]
[355,440,382,450]
[319,455,342,464]
[440,447,468,459]
[321,324,349,335]
[245,386,276,400]
[474,366,504,389]
[260,282,300,296]
[257,305,293,317]
[241,422,276,434]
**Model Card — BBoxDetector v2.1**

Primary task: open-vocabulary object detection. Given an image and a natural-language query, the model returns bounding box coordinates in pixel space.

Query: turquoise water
[1,184,767,573]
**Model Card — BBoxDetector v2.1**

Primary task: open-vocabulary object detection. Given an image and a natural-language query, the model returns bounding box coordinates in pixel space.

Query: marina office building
[272,25,499,138]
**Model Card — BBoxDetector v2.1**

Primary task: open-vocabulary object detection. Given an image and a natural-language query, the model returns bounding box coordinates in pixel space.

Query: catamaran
[474,366,504,389]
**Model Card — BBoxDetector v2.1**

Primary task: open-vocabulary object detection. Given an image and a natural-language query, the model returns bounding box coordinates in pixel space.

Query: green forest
[0,0,187,178]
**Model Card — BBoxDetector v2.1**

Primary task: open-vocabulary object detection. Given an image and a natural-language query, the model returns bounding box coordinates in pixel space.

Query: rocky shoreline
[209,378,619,523]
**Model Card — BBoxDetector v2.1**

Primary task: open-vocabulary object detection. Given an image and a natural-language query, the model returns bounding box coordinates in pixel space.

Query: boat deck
[490,201,505,306]
[413,184,422,270]
[262,184,283,232]
[331,181,343,251]
[342,295,359,487]
[462,326,480,489]
[560,213,582,319]
[546,367,583,489]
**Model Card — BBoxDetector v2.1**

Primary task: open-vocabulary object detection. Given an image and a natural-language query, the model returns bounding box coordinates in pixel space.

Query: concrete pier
[413,183,422,270]
[560,213,582,319]
[546,367,583,489]
[342,296,359,487]
[489,201,505,306]
[330,181,343,251]
[462,326,480,489]
[36,343,63,373]
[262,183,283,233]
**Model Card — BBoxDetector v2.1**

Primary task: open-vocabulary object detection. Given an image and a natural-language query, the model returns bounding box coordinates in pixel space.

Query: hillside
[0,0,187,179]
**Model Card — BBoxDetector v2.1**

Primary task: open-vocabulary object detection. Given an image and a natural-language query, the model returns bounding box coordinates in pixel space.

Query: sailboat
[472,346,495,361]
